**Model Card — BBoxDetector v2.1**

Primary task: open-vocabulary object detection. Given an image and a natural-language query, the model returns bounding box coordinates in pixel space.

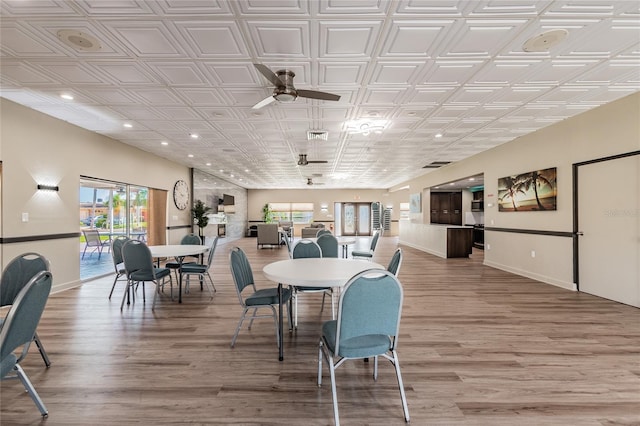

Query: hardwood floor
[2,236,639,425]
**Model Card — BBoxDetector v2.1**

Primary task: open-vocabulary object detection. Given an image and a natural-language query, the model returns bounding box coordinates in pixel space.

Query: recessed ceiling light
[161,141,168,146]
[190,133,199,139]
[60,94,74,100]
[123,123,133,128]
[244,169,249,172]
[435,133,443,138]
[206,162,211,166]
[188,154,194,158]
[230,174,234,178]
[219,169,224,173]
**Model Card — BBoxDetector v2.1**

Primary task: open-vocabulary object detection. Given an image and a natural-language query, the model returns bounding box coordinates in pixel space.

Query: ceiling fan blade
[254,63,284,88]
[307,160,328,164]
[296,89,340,101]
[252,95,276,109]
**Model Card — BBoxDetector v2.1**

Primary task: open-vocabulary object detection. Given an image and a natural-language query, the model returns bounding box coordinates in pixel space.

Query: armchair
[257,224,281,249]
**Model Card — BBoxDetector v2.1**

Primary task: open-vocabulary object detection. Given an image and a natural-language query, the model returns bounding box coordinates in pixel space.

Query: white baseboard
[483,259,575,291]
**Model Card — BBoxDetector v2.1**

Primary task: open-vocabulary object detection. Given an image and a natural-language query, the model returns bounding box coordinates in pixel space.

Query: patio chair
[82,229,109,259]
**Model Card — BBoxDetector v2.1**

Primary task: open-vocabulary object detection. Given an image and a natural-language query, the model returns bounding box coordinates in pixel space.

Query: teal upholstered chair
[386,248,403,277]
[0,253,52,367]
[229,247,292,349]
[318,269,410,426]
[351,231,380,260]
[121,240,172,310]
[165,233,202,279]
[316,229,332,237]
[180,236,219,298]
[0,270,53,417]
[291,239,334,327]
[316,233,339,258]
[109,236,131,300]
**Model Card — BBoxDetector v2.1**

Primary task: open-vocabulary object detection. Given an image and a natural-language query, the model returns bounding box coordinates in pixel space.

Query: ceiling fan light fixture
[275,92,297,102]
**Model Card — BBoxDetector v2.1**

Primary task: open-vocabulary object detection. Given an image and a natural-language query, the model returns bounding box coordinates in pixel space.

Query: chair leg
[33,333,51,367]
[317,340,324,386]
[14,364,48,417]
[108,273,121,300]
[206,272,216,292]
[392,350,410,422]
[329,355,341,426]
[231,308,249,348]
[373,355,379,380]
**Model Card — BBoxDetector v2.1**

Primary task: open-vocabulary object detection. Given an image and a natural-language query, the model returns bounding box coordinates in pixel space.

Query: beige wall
[394,92,640,290]
[0,99,192,291]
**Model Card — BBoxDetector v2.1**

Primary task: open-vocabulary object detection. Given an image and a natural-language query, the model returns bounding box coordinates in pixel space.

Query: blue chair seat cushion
[180,264,206,274]
[0,353,17,378]
[322,320,392,359]
[295,286,330,292]
[245,287,292,307]
[129,267,171,281]
[352,250,373,258]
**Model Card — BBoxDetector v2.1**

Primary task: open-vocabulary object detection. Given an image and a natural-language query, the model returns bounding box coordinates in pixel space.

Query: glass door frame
[340,202,372,236]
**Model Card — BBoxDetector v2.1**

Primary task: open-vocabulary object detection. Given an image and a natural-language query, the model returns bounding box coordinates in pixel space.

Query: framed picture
[498,167,557,212]
[409,193,421,213]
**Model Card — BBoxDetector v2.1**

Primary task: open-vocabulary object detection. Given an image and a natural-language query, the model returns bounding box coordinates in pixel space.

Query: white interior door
[578,154,639,307]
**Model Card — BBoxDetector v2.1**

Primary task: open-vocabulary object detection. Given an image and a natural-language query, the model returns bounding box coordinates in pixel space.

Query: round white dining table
[148,244,208,303]
[262,258,385,361]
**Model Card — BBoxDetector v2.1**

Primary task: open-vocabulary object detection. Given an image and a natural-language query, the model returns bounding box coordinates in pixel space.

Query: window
[400,202,410,219]
[270,202,314,224]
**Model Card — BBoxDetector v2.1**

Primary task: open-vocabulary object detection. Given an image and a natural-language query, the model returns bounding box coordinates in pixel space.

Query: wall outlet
[490,219,494,225]
[486,243,491,250]
[21,212,29,222]
[531,250,536,258]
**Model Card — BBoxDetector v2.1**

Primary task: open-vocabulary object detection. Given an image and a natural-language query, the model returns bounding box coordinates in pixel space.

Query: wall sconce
[320,204,328,212]
[37,184,59,191]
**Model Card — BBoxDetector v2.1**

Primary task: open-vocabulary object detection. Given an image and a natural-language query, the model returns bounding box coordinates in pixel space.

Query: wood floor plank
[1,236,639,425]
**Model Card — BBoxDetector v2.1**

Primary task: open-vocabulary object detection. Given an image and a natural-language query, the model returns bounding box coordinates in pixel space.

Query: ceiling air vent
[307,130,328,141]
[423,161,451,169]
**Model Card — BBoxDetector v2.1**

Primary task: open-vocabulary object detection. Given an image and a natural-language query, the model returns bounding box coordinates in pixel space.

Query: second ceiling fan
[297,154,328,166]
[253,63,341,109]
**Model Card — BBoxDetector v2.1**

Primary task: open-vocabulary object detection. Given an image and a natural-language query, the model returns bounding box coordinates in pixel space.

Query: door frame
[572,150,640,290]
[340,202,372,236]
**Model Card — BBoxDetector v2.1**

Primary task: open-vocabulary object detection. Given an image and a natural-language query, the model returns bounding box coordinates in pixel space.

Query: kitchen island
[399,220,474,259]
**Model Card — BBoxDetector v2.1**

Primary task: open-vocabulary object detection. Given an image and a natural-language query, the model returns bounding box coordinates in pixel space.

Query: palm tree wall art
[498,167,557,212]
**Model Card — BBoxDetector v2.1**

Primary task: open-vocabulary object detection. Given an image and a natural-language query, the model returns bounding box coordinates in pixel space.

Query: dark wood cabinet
[430,192,462,225]
[447,227,473,258]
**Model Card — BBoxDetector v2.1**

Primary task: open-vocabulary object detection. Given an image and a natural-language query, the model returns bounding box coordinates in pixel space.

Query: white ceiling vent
[57,30,102,52]
[522,29,568,52]
[307,130,328,141]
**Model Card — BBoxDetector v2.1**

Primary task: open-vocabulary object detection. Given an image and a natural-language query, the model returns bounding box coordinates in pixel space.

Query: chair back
[83,229,103,247]
[386,248,403,277]
[0,270,52,369]
[282,233,292,258]
[1,253,50,308]
[204,236,219,269]
[181,233,202,245]
[292,239,322,259]
[229,247,255,300]
[369,231,381,252]
[316,229,332,237]
[316,234,339,258]
[334,270,403,357]
[111,236,130,270]
[121,240,153,277]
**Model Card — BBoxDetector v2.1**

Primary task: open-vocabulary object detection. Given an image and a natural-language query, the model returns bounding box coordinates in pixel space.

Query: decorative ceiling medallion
[57,30,102,52]
[522,29,568,52]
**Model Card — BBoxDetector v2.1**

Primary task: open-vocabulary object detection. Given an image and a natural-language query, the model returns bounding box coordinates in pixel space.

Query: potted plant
[262,203,273,223]
[192,199,212,241]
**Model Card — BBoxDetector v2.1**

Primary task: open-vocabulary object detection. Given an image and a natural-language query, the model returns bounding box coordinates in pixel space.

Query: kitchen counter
[399,220,474,259]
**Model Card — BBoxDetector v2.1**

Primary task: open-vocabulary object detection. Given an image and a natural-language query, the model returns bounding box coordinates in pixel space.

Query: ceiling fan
[297,154,328,166]
[253,63,341,109]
